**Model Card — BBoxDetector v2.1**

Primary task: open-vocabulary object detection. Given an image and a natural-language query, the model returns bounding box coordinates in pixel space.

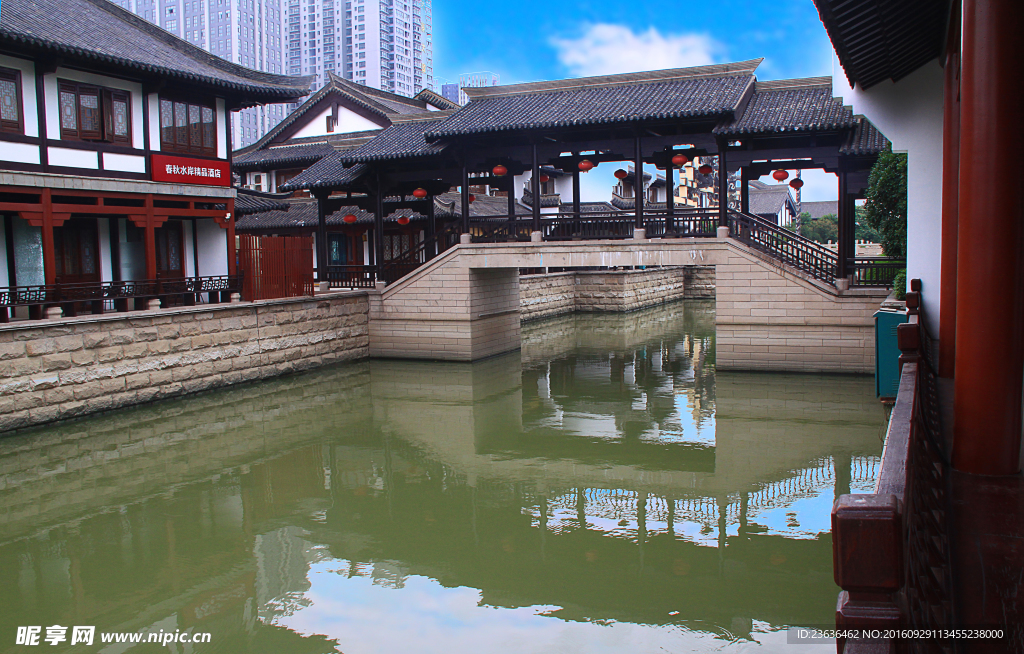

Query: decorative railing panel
[238,234,315,301]
[728,210,839,284]
[851,257,906,288]
[323,265,378,288]
[0,275,244,322]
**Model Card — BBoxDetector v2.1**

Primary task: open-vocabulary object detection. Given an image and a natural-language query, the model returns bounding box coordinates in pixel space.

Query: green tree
[864,150,908,258]
[800,212,838,243]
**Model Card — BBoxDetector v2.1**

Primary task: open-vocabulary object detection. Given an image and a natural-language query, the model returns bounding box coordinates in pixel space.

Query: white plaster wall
[0,54,38,137]
[832,54,945,334]
[98,218,113,283]
[183,220,196,277]
[102,153,146,173]
[148,92,162,152]
[514,172,527,202]
[335,106,381,134]
[292,105,333,139]
[217,98,228,158]
[48,147,99,169]
[0,143,41,165]
[196,220,228,277]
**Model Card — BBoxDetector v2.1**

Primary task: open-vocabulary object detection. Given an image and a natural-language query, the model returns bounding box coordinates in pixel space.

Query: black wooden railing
[0,274,244,322]
[377,219,463,284]
[851,257,906,287]
[323,265,378,288]
[727,210,839,284]
[832,279,953,653]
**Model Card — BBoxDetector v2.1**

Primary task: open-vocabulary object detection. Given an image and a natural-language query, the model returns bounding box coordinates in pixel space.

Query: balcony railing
[832,279,953,653]
[0,275,243,322]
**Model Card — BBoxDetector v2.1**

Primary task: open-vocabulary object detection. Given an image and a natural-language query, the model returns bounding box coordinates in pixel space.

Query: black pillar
[461,162,470,236]
[315,192,329,284]
[572,165,581,222]
[531,143,541,233]
[634,134,644,229]
[374,170,385,280]
[425,194,436,260]
[740,166,750,214]
[717,139,729,227]
[507,171,516,240]
[666,160,675,234]
[837,169,850,279]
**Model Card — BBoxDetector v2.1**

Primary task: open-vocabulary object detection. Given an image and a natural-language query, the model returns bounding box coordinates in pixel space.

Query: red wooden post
[952,0,1024,475]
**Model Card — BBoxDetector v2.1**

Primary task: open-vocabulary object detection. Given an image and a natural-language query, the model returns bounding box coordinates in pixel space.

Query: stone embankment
[0,293,368,433]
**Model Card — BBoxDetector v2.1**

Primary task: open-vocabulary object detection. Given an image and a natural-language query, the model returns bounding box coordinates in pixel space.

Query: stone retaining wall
[0,292,368,433]
[520,266,706,321]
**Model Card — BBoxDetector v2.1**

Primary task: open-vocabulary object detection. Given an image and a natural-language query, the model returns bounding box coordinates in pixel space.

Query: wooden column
[836,170,850,279]
[425,194,437,259]
[461,161,471,235]
[740,167,750,214]
[315,192,329,282]
[952,0,1024,475]
[530,143,541,233]
[572,165,581,223]
[41,188,56,284]
[665,161,675,234]
[143,194,157,280]
[717,139,728,227]
[939,41,961,379]
[506,172,516,239]
[374,192,385,278]
[634,134,644,228]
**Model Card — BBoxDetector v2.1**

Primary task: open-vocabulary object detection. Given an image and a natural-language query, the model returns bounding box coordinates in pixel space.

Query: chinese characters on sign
[163,164,222,179]
[150,154,230,187]
[16,626,95,646]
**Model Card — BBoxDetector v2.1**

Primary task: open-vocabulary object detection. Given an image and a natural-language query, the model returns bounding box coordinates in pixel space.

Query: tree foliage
[798,212,881,244]
[864,151,908,258]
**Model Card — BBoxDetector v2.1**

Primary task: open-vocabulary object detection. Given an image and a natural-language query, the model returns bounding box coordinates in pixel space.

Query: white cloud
[550,24,722,77]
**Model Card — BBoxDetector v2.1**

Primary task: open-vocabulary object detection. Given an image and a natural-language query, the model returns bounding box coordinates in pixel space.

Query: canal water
[0,301,886,653]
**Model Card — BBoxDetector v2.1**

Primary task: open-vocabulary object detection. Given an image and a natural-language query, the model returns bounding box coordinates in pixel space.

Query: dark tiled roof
[800,201,838,220]
[234,141,337,171]
[278,158,370,192]
[610,196,667,211]
[558,202,617,214]
[749,184,796,216]
[434,192,530,218]
[813,0,946,89]
[425,61,763,138]
[235,198,423,231]
[521,190,561,208]
[840,115,890,155]
[0,0,312,100]
[235,189,292,215]
[413,88,460,111]
[715,78,857,135]
[339,113,455,162]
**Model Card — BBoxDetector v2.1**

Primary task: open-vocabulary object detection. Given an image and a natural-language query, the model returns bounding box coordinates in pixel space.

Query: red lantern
[772,169,789,182]
[698,164,713,175]
[412,188,428,198]
[671,154,689,167]
[789,178,804,190]
[538,174,549,183]
[492,164,508,177]
[343,213,357,224]
[578,159,594,172]
[468,194,476,202]
[614,169,628,180]
[397,216,410,226]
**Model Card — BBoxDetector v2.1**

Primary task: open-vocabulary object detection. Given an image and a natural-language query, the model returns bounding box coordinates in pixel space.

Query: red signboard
[151,154,231,186]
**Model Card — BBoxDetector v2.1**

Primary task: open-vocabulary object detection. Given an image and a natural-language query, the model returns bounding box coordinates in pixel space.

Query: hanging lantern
[412,188,428,198]
[578,159,594,172]
[614,169,628,180]
[343,213,357,224]
[538,174,550,183]
[789,178,804,190]
[468,194,476,203]
[772,169,789,182]
[492,164,508,177]
[698,164,713,175]
[671,154,689,167]
[396,216,410,226]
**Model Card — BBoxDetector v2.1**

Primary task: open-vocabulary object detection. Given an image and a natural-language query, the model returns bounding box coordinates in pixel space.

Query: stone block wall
[684,266,716,299]
[519,271,576,321]
[0,292,369,433]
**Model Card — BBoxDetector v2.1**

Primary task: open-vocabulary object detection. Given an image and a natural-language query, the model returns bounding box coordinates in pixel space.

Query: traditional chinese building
[0,0,312,320]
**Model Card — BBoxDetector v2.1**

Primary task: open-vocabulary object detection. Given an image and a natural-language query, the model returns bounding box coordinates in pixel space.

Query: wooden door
[54,218,100,284]
[155,221,185,279]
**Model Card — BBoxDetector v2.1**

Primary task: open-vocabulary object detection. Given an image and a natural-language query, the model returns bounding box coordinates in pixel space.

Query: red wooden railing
[238,234,315,301]
[832,279,954,653]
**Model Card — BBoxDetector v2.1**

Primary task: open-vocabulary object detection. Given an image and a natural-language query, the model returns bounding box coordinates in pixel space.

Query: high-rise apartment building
[112,0,288,148]
[113,0,433,148]
[285,0,433,99]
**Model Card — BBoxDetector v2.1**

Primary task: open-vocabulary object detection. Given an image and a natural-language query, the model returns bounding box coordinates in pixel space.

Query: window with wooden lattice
[159,97,216,156]
[57,79,131,144]
[0,67,23,134]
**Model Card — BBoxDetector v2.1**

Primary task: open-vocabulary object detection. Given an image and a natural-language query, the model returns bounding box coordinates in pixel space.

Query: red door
[54,218,100,284]
[155,221,185,279]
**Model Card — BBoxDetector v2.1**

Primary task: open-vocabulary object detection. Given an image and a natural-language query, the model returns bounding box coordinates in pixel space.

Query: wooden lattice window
[0,67,23,134]
[159,97,216,156]
[58,79,131,144]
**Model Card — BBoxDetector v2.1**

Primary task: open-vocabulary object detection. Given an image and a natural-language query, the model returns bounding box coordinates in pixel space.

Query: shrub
[892,269,907,301]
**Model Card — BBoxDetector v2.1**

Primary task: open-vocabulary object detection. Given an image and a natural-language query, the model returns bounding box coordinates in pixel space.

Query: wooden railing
[377,219,463,284]
[851,257,906,288]
[323,265,378,288]
[466,207,720,243]
[728,210,839,284]
[832,279,953,653]
[0,274,244,322]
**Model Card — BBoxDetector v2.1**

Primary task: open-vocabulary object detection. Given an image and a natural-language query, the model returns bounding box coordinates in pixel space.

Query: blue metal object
[875,308,909,400]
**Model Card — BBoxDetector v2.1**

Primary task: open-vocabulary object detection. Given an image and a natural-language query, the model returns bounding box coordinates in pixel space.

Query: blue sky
[431,1,842,203]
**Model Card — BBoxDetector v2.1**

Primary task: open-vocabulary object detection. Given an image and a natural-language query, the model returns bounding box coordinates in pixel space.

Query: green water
[0,301,886,653]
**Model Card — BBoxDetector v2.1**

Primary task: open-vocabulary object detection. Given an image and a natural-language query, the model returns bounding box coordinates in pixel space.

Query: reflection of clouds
[275,561,834,654]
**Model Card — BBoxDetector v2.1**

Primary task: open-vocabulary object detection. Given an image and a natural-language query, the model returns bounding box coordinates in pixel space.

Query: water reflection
[0,301,885,653]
